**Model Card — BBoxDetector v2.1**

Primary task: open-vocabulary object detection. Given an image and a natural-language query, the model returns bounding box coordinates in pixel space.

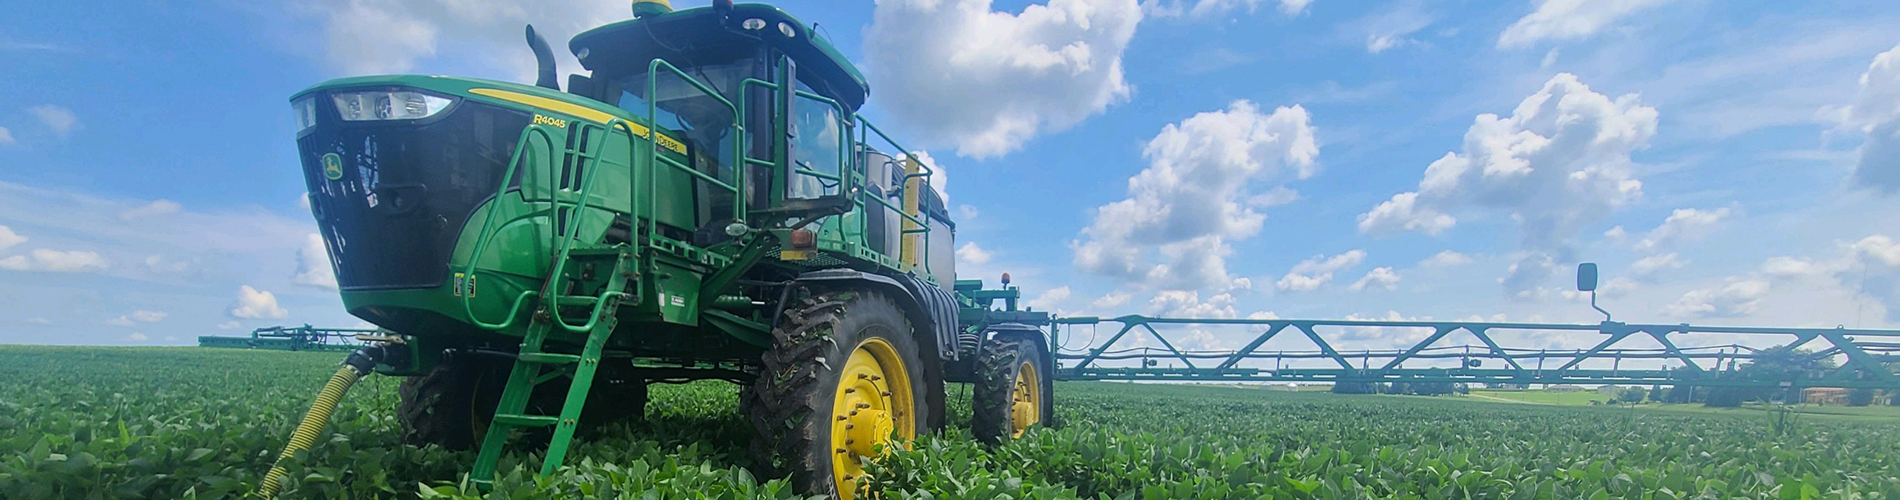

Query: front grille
[298,98,532,290]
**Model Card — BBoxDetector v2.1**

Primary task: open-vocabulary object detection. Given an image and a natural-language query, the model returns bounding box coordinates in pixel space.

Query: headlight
[331,90,453,121]
[292,96,318,131]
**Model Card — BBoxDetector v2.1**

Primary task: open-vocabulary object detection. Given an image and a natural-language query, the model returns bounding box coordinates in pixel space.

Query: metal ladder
[462,117,636,489]
[468,247,633,489]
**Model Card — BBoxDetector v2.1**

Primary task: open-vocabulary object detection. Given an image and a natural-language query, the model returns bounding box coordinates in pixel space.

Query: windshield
[611,59,750,176]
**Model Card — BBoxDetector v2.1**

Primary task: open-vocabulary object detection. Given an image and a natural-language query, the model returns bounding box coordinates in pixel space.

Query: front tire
[398,356,648,450]
[398,357,507,450]
[972,335,1054,444]
[742,289,930,499]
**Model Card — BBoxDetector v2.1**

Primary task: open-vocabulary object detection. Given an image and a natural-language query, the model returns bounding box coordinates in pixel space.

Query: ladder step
[562,246,626,257]
[555,296,601,307]
[492,414,559,427]
[518,352,581,364]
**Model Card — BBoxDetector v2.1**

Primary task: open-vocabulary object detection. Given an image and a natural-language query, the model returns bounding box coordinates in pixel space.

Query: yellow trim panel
[468,88,688,155]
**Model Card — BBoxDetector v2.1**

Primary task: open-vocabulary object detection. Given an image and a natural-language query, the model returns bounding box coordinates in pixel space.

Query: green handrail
[539,119,627,334]
[460,125,557,330]
[732,75,944,277]
[644,59,744,249]
[856,115,938,277]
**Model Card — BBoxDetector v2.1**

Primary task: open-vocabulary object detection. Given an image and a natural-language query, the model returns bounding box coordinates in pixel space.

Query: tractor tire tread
[741,288,928,498]
[971,334,1054,444]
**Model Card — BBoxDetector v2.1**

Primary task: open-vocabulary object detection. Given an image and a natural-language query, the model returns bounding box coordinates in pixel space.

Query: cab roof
[570,4,869,112]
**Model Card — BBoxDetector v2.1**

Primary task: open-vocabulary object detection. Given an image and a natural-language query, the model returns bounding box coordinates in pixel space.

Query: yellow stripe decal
[468,88,688,155]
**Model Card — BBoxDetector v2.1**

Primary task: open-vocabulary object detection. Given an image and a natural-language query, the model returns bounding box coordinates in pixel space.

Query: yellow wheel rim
[1010,360,1041,438]
[830,336,915,499]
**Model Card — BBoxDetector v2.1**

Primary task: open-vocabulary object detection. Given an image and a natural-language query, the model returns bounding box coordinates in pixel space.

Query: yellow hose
[255,366,362,498]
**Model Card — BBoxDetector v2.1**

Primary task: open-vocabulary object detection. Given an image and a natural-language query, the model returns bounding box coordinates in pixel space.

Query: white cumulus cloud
[144,255,190,273]
[0,126,13,145]
[1352,0,1432,54]
[126,332,148,342]
[1027,286,1072,310]
[1842,44,1900,194]
[1636,207,1730,251]
[1348,266,1401,291]
[1419,250,1471,268]
[1144,0,1313,18]
[229,285,289,319]
[303,0,623,81]
[1629,252,1685,278]
[866,0,1141,158]
[28,105,79,136]
[0,249,109,273]
[1497,0,1679,49]
[1149,290,1238,319]
[1761,256,1825,280]
[956,242,993,266]
[1358,73,1655,296]
[293,233,339,290]
[1074,100,1318,291]
[107,310,167,326]
[1844,235,1900,320]
[1664,278,1769,318]
[1092,291,1132,309]
[1277,249,1365,291]
[118,199,182,221]
[0,225,24,251]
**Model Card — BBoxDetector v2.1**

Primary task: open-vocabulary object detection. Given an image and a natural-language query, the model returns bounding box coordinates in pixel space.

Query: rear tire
[742,288,930,499]
[971,335,1054,444]
[398,357,506,450]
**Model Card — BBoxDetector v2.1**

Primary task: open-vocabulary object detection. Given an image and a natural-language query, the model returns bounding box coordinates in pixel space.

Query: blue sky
[6,0,1900,360]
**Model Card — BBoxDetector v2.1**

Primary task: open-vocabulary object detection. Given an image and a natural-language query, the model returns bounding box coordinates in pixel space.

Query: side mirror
[1577,263,1599,292]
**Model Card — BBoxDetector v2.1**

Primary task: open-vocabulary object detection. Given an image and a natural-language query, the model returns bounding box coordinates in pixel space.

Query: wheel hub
[829,337,915,499]
[844,408,893,456]
[1009,360,1041,438]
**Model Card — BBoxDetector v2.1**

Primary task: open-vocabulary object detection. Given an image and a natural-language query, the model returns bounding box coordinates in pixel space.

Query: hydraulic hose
[254,343,401,498]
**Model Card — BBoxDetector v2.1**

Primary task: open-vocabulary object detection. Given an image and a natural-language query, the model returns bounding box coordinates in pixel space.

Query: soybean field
[3,346,1898,499]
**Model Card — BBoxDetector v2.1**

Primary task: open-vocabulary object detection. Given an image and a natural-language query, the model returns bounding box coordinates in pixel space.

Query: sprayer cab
[566,2,874,219]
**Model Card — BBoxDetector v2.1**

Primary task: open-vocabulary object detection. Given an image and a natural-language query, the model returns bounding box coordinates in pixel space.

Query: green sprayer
[261,1,1056,498]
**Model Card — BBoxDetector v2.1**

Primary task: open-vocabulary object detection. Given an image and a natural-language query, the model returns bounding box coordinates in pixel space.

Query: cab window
[788,79,844,200]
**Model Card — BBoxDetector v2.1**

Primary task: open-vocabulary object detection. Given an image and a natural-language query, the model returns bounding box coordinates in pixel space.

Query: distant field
[4,346,1899,499]
[1471,389,1900,422]
[1471,389,1616,406]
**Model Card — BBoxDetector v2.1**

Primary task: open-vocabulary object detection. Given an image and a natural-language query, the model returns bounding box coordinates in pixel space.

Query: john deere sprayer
[262,1,1055,498]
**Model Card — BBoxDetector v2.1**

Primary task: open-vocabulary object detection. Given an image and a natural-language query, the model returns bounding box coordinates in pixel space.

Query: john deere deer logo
[321,153,343,180]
